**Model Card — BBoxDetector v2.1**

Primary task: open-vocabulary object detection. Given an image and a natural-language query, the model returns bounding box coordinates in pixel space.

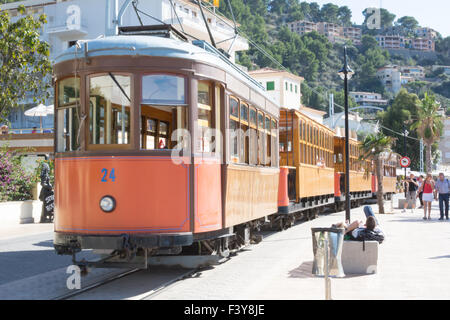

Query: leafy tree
[396,16,419,36]
[337,6,352,26]
[360,133,396,214]
[411,93,444,172]
[0,6,52,123]
[433,80,450,98]
[378,89,421,170]
[320,3,340,24]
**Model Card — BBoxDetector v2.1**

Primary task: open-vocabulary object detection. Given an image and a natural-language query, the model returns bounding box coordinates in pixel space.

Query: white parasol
[24,104,54,131]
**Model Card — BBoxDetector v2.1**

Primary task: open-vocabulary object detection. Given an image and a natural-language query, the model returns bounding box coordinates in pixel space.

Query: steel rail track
[54,267,198,300]
[54,268,141,300]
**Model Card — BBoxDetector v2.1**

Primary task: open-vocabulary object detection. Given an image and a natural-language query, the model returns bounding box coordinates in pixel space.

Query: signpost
[400,156,411,169]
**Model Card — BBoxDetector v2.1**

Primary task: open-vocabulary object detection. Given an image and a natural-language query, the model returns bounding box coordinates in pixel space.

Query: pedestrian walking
[417,175,424,209]
[418,174,435,220]
[435,173,449,221]
[403,173,418,213]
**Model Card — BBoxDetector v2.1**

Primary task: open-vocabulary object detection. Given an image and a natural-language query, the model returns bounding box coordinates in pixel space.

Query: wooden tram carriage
[277,109,336,219]
[53,27,397,268]
[53,29,280,266]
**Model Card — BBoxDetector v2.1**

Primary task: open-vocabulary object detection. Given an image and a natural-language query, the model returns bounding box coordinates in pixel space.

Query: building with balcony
[349,92,389,108]
[286,20,361,45]
[287,20,317,35]
[411,37,435,51]
[249,68,304,111]
[399,66,425,79]
[377,66,403,94]
[375,34,435,52]
[343,26,362,45]
[415,27,438,40]
[375,35,407,50]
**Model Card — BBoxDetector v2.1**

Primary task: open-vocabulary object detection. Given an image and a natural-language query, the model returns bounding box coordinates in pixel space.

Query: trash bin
[311,227,345,278]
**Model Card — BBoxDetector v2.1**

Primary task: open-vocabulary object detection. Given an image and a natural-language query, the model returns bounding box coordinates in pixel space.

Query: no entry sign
[400,156,411,168]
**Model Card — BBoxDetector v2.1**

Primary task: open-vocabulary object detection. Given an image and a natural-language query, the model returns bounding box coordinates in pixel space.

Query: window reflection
[142,75,185,105]
[56,77,80,152]
[89,74,131,145]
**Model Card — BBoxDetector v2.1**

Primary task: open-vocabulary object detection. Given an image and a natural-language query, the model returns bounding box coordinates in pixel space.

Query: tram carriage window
[229,97,239,163]
[198,81,213,153]
[240,102,249,164]
[140,75,187,150]
[271,118,277,167]
[257,111,265,165]
[305,124,309,142]
[249,107,257,165]
[309,125,312,144]
[89,74,131,146]
[266,115,271,166]
[56,77,81,152]
[299,120,303,141]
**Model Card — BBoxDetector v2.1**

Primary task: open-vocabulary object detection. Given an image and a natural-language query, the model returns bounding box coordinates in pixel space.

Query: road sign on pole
[400,156,411,168]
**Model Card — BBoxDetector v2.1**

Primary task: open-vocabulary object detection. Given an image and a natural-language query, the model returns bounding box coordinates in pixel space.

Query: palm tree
[411,93,444,173]
[360,132,396,214]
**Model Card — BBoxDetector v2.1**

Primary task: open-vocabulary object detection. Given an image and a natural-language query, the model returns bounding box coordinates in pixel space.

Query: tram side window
[265,116,271,166]
[140,75,187,150]
[89,74,131,147]
[240,102,249,164]
[271,119,278,167]
[229,97,239,163]
[258,111,265,165]
[56,77,80,152]
[197,81,215,153]
[249,107,258,165]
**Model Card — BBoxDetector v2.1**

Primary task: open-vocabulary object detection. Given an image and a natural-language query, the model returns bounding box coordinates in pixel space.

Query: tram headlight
[100,196,116,213]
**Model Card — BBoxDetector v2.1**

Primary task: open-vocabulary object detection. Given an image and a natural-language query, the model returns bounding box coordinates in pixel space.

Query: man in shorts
[403,173,418,213]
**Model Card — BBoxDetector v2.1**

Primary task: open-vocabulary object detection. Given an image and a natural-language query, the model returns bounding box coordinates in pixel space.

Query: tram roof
[55,35,278,108]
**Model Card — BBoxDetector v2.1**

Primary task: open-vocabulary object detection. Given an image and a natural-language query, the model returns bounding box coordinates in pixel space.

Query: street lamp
[338,46,354,222]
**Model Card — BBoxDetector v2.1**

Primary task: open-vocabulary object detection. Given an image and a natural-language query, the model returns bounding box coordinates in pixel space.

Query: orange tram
[53,27,396,269]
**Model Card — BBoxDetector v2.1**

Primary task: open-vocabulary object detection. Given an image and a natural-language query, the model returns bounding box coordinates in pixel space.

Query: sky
[308,0,450,37]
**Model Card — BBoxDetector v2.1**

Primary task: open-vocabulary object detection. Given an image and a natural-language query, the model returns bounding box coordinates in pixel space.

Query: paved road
[0,230,71,285]
[0,224,127,299]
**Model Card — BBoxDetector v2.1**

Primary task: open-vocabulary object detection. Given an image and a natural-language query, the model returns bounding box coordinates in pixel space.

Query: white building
[324,112,378,138]
[1,0,248,62]
[349,91,388,108]
[399,66,425,80]
[1,0,248,131]
[248,68,304,111]
[298,106,326,124]
[377,65,403,94]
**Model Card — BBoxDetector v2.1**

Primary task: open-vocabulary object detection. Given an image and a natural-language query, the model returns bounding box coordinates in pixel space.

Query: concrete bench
[342,241,379,275]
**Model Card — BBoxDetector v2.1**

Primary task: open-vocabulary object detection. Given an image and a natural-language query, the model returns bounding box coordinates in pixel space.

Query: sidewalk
[152,196,450,300]
[0,223,54,241]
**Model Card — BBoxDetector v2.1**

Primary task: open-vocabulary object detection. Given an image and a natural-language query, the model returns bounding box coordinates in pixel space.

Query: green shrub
[0,145,36,202]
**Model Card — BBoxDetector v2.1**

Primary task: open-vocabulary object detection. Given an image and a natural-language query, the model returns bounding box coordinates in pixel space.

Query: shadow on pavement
[0,249,97,286]
[429,255,450,259]
[289,261,315,279]
[33,240,54,248]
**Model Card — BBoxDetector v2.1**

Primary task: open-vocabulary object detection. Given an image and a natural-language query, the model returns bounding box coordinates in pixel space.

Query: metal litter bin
[311,227,345,278]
